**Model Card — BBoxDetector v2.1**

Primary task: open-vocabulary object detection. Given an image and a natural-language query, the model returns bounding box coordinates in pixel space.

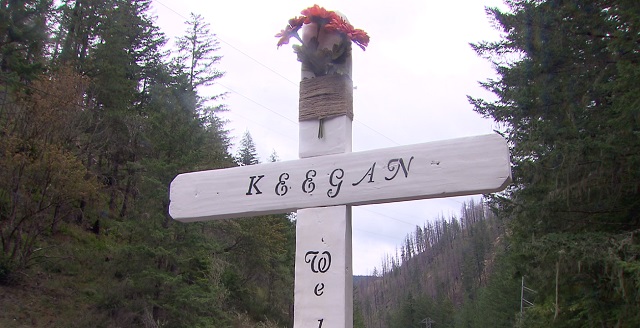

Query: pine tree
[174,12,229,164]
[175,13,223,91]
[470,1,640,326]
[56,0,105,67]
[0,1,298,325]
[268,149,280,162]
[0,0,51,84]
[235,131,260,166]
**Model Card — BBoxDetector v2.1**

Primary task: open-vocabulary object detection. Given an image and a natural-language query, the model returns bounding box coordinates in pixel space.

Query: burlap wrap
[299,74,354,121]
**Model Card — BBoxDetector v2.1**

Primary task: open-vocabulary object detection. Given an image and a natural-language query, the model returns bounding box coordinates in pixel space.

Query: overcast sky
[152,0,506,275]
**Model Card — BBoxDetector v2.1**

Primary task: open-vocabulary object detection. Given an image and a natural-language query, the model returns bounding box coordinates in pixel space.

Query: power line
[222,110,295,142]
[217,82,404,149]
[152,0,401,147]
[216,82,297,125]
[358,207,418,227]
[154,0,299,86]
[354,120,400,146]
[353,228,401,242]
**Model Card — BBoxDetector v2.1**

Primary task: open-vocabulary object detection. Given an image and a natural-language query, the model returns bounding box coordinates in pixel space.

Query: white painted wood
[294,206,353,328]
[299,116,353,158]
[296,85,354,327]
[168,133,511,222]
[296,77,354,328]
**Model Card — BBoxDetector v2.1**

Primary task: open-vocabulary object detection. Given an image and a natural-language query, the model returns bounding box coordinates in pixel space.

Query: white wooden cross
[169,12,511,327]
[170,133,510,328]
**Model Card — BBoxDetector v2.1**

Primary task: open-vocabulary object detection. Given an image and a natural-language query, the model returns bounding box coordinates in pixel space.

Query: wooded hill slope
[355,1,640,327]
[2,1,639,327]
[353,200,516,328]
[1,1,294,327]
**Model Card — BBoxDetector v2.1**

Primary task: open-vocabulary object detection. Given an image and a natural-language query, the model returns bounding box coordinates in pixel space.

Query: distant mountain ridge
[353,200,503,328]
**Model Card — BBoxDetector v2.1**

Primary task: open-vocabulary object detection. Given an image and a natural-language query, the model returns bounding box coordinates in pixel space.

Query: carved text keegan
[245,155,416,197]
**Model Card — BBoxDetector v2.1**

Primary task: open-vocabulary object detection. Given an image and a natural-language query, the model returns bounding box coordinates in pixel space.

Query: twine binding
[299,74,354,122]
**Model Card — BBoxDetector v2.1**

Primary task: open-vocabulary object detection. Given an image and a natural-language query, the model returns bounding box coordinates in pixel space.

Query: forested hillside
[2,1,639,327]
[355,1,640,327]
[353,200,515,328]
[1,1,293,327]
[468,0,640,327]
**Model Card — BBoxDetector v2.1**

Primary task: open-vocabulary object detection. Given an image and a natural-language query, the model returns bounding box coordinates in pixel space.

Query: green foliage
[218,214,295,324]
[454,245,521,328]
[387,293,454,328]
[356,201,503,328]
[175,13,224,90]
[510,231,640,328]
[0,1,293,326]
[375,1,640,326]
[97,231,231,327]
[353,289,366,328]
[0,0,50,83]
[0,68,99,283]
[236,131,260,166]
[467,0,640,326]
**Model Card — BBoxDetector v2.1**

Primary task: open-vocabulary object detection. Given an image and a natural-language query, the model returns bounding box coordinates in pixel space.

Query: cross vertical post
[293,21,354,328]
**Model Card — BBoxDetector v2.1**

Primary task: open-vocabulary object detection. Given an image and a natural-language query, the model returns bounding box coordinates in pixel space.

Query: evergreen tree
[0,1,297,325]
[353,286,367,328]
[0,0,51,85]
[175,13,223,91]
[56,0,105,67]
[268,149,280,162]
[236,130,260,166]
[224,129,295,323]
[174,12,229,165]
[470,1,640,326]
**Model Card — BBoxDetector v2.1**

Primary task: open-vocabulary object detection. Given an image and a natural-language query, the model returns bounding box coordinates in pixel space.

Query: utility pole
[420,317,435,328]
[520,276,535,315]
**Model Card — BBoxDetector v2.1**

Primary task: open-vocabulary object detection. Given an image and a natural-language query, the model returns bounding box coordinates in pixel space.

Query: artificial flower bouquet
[276,5,370,77]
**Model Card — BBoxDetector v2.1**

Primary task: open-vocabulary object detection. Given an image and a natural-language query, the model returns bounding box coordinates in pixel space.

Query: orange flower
[301,4,337,25]
[325,17,370,50]
[275,16,305,48]
[324,16,351,34]
[276,5,370,51]
[289,16,306,29]
[348,28,370,50]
